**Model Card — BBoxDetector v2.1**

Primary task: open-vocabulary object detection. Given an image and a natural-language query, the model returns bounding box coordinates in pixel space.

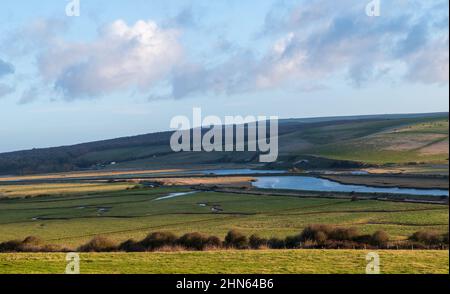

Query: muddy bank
[320,174,449,190]
[140,176,254,188]
[197,186,449,205]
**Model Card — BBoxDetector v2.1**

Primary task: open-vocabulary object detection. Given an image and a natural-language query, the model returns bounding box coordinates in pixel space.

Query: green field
[309,119,449,164]
[0,250,447,274]
[1,181,448,274]
[117,116,449,168]
[1,114,448,176]
[0,185,447,248]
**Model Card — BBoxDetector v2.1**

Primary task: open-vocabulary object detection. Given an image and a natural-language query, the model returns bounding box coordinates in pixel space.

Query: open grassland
[0,250,447,274]
[309,119,449,164]
[0,186,447,248]
[1,114,448,176]
[113,116,449,169]
[0,183,135,198]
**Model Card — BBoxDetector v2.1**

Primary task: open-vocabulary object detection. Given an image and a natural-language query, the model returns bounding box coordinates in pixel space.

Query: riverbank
[320,174,449,190]
[202,186,449,205]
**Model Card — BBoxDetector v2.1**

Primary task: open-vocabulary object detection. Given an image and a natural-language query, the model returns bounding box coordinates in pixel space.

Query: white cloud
[37,20,183,99]
[163,0,448,99]
[6,1,449,103]
[256,0,448,88]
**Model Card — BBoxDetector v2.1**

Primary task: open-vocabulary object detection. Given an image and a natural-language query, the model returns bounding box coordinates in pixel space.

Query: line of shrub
[0,236,67,253]
[0,226,448,253]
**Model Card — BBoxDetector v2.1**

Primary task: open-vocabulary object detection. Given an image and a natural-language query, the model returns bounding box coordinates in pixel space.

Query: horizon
[0,0,448,153]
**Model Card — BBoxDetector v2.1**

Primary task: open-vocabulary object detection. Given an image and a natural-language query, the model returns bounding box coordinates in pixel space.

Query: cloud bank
[37,20,183,100]
[7,0,450,102]
[164,0,448,99]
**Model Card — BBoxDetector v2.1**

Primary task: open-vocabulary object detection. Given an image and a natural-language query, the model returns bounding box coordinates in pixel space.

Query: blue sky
[0,0,448,152]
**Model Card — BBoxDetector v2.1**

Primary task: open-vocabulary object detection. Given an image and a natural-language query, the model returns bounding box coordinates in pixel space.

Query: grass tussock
[409,230,448,246]
[0,236,65,252]
[77,236,118,252]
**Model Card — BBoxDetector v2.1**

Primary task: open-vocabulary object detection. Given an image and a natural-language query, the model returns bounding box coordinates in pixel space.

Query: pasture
[0,185,447,248]
[0,250,447,274]
[310,119,449,164]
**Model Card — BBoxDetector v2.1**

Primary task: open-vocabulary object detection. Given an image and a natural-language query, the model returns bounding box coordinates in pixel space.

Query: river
[252,176,449,197]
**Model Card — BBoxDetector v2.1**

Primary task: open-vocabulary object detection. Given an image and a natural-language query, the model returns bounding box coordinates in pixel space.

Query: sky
[0,0,448,153]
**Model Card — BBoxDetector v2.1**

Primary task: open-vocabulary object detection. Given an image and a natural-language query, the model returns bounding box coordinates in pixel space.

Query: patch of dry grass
[0,169,183,182]
[419,138,449,156]
[0,183,134,198]
[151,177,254,187]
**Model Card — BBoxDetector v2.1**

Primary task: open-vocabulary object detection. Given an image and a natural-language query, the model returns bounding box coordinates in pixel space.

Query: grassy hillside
[309,119,449,164]
[0,186,447,248]
[0,112,448,175]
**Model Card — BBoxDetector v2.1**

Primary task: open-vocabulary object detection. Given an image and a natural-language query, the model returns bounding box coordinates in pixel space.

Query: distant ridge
[0,112,447,175]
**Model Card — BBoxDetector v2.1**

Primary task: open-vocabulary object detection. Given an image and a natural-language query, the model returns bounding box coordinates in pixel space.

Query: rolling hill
[0,112,448,175]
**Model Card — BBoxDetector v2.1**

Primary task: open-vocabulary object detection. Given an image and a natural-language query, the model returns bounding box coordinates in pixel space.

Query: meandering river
[252,176,449,197]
